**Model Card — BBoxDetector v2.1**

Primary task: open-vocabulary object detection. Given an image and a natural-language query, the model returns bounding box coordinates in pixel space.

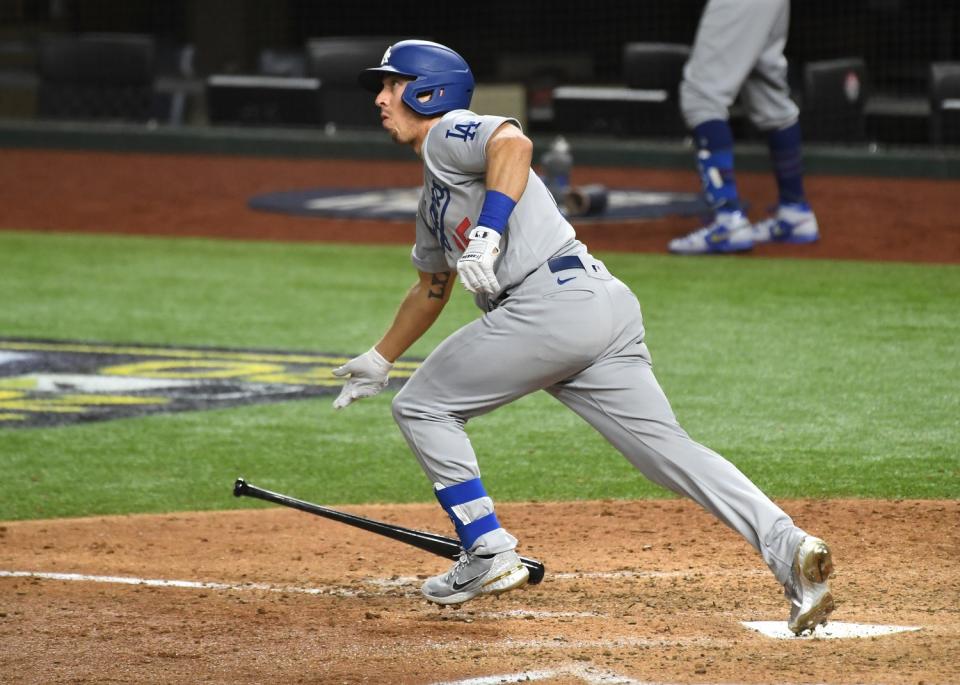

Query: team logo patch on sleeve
[0,339,420,429]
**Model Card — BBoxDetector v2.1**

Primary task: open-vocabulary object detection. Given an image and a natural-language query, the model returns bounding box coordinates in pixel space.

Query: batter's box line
[0,570,359,597]
[368,569,768,587]
[551,569,768,580]
[429,662,737,685]
[0,569,609,621]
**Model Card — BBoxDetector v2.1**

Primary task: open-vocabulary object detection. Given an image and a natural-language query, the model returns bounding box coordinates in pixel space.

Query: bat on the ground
[232,478,544,584]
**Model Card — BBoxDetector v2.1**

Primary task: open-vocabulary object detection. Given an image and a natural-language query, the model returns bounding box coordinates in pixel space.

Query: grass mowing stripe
[0,231,957,520]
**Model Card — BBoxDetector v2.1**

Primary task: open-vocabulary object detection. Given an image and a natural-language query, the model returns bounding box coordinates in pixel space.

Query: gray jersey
[411,110,576,309]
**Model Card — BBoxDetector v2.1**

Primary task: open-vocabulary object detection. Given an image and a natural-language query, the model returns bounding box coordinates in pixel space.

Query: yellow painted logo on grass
[0,339,420,428]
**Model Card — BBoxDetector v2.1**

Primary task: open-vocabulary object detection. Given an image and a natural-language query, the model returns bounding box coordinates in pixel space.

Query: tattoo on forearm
[427,271,451,299]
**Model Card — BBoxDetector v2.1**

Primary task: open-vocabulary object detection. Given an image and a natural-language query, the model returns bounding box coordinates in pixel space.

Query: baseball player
[669,0,820,254]
[333,39,834,634]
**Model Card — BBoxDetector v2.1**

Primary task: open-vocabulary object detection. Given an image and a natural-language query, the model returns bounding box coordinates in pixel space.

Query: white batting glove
[456,227,501,295]
[331,347,393,409]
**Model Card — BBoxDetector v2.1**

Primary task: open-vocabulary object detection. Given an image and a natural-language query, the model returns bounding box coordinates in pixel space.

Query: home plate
[742,621,922,639]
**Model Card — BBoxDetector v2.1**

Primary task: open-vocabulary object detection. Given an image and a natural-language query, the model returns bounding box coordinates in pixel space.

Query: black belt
[547,255,585,273]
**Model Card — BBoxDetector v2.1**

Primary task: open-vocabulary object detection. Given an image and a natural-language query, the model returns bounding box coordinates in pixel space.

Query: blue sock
[767,122,807,206]
[692,119,741,213]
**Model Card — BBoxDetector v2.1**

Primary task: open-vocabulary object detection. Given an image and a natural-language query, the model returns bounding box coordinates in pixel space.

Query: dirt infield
[1,148,959,263]
[1,499,958,684]
[1,148,958,684]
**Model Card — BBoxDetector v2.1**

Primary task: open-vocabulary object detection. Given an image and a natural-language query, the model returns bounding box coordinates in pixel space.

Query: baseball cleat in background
[421,549,529,605]
[751,202,820,244]
[668,210,754,255]
[785,536,835,635]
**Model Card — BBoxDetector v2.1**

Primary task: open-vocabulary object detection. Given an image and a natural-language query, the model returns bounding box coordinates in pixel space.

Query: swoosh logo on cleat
[451,574,485,591]
[772,221,790,238]
[557,276,577,285]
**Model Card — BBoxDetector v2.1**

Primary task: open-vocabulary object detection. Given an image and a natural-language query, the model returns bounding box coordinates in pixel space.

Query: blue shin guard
[434,478,502,551]
[692,119,741,212]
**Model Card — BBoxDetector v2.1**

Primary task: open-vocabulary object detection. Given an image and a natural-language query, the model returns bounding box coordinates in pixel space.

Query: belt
[489,255,585,311]
[547,255,585,273]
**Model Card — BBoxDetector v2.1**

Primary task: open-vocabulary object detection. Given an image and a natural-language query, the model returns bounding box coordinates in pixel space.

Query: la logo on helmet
[381,46,391,65]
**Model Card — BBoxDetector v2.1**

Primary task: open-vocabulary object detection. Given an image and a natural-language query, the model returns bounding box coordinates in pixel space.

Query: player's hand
[331,347,393,409]
[456,227,501,295]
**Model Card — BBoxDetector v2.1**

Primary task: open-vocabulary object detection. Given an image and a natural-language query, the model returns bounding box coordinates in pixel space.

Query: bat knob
[233,478,248,497]
[527,563,545,585]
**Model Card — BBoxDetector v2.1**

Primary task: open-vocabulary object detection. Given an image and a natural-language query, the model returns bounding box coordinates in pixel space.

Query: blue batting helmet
[358,40,474,116]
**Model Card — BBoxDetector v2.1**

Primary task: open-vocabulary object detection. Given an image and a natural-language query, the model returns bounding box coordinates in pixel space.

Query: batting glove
[331,347,393,409]
[456,227,501,295]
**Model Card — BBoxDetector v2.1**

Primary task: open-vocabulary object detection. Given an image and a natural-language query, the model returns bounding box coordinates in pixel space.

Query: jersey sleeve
[427,111,520,177]
[410,204,450,273]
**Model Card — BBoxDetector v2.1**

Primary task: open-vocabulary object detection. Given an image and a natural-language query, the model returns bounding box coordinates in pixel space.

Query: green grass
[1,230,958,520]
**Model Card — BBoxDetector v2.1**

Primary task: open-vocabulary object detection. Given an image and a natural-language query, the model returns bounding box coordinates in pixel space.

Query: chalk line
[0,570,355,596]
[430,663,733,685]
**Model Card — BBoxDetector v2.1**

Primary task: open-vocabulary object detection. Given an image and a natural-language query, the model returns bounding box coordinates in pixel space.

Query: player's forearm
[375,273,452,362]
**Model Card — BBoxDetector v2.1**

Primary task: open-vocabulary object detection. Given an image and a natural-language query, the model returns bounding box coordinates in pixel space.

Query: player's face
[375,76,420,145]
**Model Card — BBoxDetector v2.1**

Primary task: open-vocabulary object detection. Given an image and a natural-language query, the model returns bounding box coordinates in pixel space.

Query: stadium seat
[551,42,689,138]
[929,62,960,146]
[305,36,403,130]
[801,57,868,143]
[621,42,689,136]
[495,52,594,129]
[205,74,321,127]
[622,42,690,93]
[36,33,157,122]
[258,48,307,78]
[205,37,414,129]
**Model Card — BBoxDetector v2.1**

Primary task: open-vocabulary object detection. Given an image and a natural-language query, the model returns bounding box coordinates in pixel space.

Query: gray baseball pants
[392,245,805,585]
[680,0,798,131]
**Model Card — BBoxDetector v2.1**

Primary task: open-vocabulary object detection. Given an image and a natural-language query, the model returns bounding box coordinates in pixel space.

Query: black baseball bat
[232,478,544,584]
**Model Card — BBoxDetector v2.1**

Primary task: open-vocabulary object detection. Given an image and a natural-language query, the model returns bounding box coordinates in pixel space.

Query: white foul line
[0,570,354,596]
[1,570,614,621]
[1,567,760,597]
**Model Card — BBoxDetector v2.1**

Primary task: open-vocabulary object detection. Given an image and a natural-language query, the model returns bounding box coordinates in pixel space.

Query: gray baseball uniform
[680,0,798,131]
[412,111,576,311]
[392,109,808,586]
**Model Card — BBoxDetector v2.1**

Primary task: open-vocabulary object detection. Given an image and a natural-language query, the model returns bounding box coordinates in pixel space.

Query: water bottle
[541,136,572,204]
